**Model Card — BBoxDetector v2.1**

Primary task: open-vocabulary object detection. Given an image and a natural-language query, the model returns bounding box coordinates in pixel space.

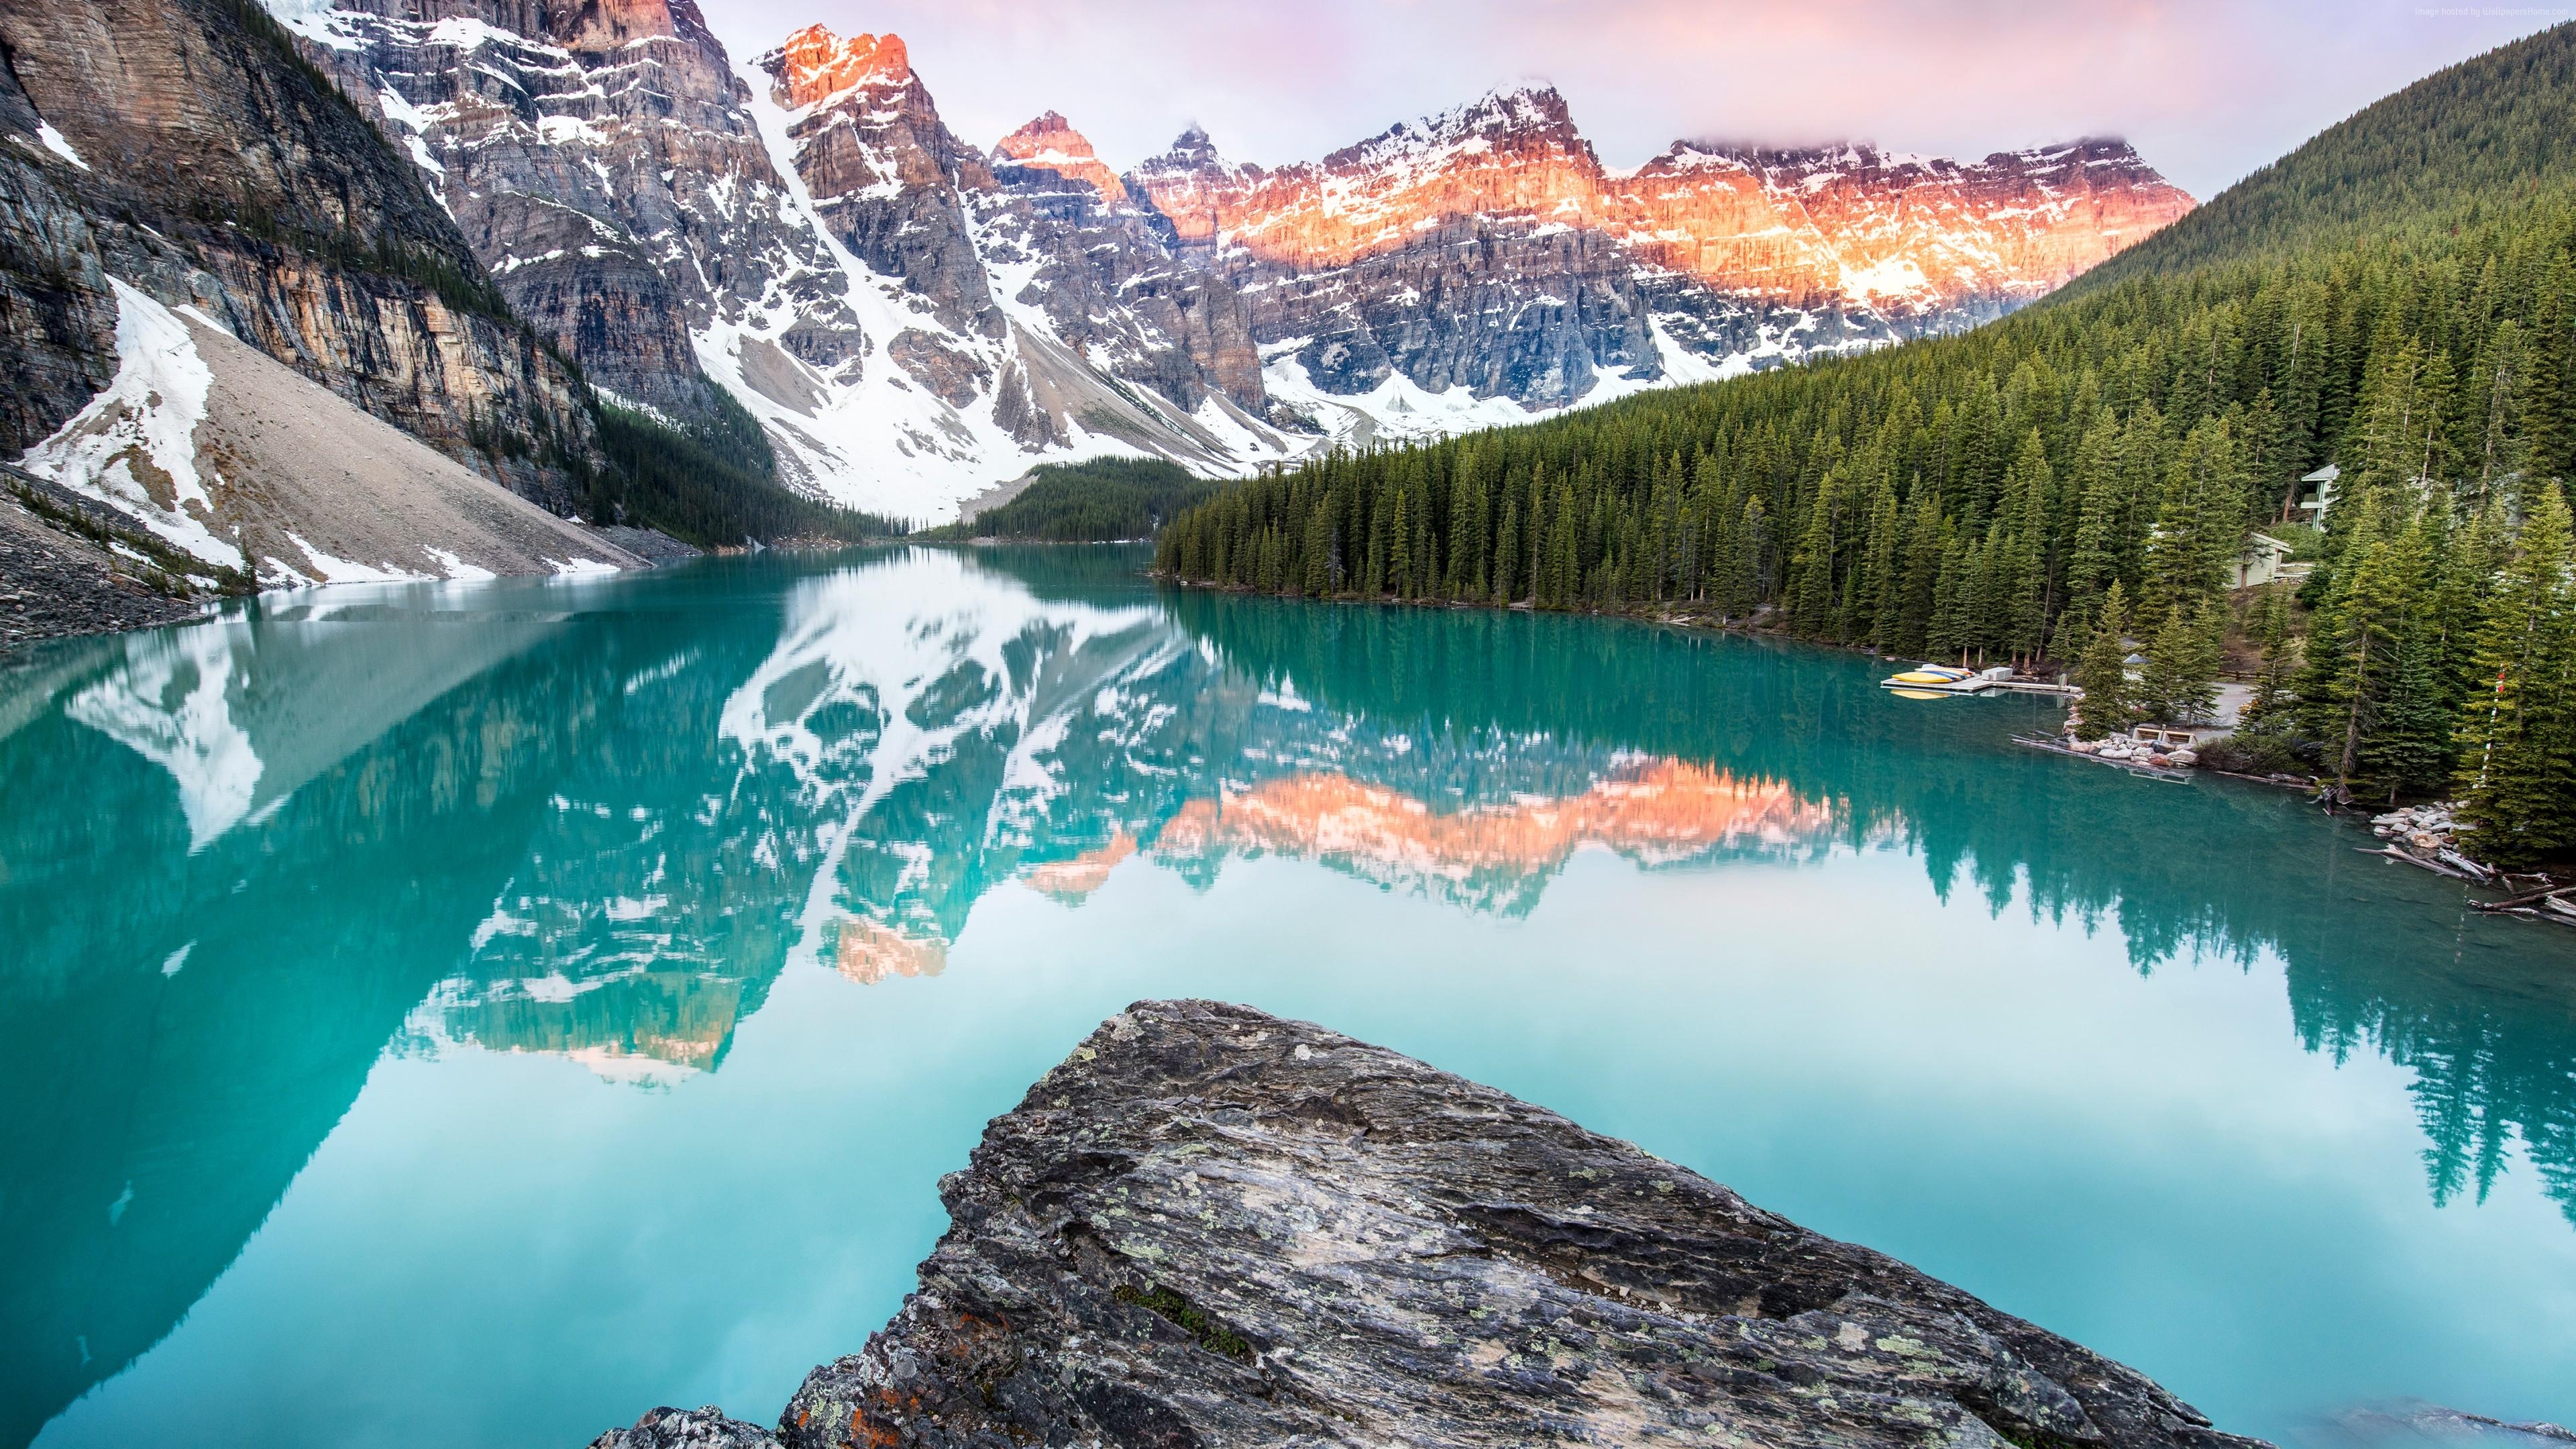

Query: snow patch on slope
[1260,311,1778,451]
[35,122,91,170]
[719,52,1289,522]
[21,278,234,566]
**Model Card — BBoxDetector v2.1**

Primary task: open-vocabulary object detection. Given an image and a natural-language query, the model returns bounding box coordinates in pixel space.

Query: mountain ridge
[0,0,2197,573]
[258,5,2194,522]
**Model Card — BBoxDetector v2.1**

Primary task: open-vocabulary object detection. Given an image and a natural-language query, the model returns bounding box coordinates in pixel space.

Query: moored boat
[1880,663,1994,694]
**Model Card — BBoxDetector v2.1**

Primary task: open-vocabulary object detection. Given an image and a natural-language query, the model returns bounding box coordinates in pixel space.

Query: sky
[701,0,2569,201]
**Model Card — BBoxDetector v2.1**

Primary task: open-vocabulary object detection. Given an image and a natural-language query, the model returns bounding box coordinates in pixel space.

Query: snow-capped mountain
[258,3,2192,522]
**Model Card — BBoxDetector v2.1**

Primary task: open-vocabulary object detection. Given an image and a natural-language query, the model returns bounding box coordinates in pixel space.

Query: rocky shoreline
[1,468,229,651]
[592,1000,2267,1449]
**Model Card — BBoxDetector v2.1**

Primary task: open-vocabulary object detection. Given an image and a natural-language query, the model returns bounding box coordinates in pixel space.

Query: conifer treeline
[1155,25,2576,859]
[1158,191,2576,658]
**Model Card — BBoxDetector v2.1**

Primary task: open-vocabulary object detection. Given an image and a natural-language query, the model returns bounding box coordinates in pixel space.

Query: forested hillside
[1157,22,2576,861]
[918,460,1220,542]
[587,393,898,547]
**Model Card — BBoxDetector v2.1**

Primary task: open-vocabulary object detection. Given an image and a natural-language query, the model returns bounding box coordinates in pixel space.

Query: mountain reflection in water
[1,544,2571,1449]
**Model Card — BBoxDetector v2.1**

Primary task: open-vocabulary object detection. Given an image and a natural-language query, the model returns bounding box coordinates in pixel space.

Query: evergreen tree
[1491,494,1520,605]
[2455,483,2576,862]
[2001,430,2054,661]
[2062,413,2124,635]
[1387,487,1415,600]
[1303,502,1334,596]
[2072,582,2138,740]
[2139,600,2223,724]
[2243,583,2302,724]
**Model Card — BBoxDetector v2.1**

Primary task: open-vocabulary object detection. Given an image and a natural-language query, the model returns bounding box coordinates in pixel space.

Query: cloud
[702,0,2563,198]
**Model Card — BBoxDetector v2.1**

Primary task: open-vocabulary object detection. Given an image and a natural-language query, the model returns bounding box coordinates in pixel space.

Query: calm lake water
[3,544,2573,1448]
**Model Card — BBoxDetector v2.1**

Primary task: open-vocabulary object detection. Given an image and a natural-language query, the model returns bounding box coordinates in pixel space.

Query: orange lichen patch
[767,24,910,110]
[1151,760,1831,890]
[994,111,1128,204]
[855,1404,902,1449]
[832,916,949,986]
[1023,832,1138,902]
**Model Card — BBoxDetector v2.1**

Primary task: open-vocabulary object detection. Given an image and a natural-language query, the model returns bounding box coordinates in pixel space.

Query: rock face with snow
[977,112,1267,418]
[0,0,598,508]
[262,5,1303,516]
[1129,91,1672,415]
[277,0,871,443]
[746,26,1297,501]
[758,26,999,342]
[9,271,638,591]
[590,1000,2267,1449]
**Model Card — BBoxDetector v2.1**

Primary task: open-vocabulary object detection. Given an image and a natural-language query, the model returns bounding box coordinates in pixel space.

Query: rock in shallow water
[588,1405,784,1449]
[600,1000,2269,1449]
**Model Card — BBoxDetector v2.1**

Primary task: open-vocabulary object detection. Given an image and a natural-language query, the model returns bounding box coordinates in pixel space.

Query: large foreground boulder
[608,1000,2269,1449]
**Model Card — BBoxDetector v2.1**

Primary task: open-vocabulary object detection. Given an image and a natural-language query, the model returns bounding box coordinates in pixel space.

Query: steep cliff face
[250,4,1299,517]
[735,25,1300,506]
[1124,92,1757,441]
[1613,138,2197,317]
[1124,91,2192,315]
[977,111,1265,415]
[272,0,867,432]
[0,0,598,509]
[757,25,1000,341]
[992,111,1128,203]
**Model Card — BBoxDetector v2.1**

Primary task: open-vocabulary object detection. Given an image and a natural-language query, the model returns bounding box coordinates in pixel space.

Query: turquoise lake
[3,543,2573,1448]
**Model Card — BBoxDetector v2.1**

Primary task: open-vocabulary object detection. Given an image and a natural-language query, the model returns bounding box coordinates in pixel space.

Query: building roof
[2302,463,2341,482]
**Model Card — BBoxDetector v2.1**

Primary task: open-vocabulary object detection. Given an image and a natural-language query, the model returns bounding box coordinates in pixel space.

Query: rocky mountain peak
[1609,130,2195,314]
[992,110,1126,203]
[2000,136,2159,180]
[1325,80,1596,176]
[1435,82,1579,140]
[1131,123,1249,186]
[760,24,913,111]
